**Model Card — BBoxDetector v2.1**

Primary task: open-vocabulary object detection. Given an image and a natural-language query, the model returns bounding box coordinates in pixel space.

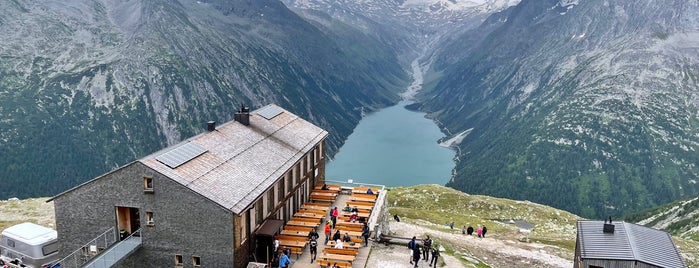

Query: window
[42,242,59,256]
[6,239,15,248]
[286,172,293,193]
[143,177,154,192]
[175,254,183,266]
[255,199,263,226]
[294,163,301,183]
[146,211,154,226]
[266,190,274,215]
[280,178,286,198]
[192,256,201,267]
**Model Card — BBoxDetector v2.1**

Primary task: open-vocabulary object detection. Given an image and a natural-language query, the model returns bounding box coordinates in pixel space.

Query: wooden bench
[310,194,336,203]
[303,202,330,210]
[274,235,308,242]
[336,225,363,232]
[299,207,327,215]
[312,189,340,195]
[290,216,321,223]
[279,245,304,259]
[352,187,380,195]
[324,248,359,256]
[351,193,377,200]
[317,259,352,268]
[336,221,364,228]
[286,220,319,228]
[346,201,375,209]
[283,225,313,232]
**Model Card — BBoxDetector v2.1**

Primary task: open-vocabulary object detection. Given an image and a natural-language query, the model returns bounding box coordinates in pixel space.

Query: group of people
[407,235,440,267]
[462,225,488,238]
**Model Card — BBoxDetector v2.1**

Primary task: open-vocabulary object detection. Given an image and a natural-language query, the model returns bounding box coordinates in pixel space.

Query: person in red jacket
[324,223,332,244]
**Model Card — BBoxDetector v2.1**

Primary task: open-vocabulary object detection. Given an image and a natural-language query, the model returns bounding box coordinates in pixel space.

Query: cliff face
[418,0,699,218]
[0,0,406,199]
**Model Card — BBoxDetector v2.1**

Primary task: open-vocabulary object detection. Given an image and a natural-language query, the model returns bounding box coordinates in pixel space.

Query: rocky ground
[366,220,571,268]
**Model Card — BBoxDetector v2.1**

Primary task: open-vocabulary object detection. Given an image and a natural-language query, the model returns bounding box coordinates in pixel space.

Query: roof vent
[603,216,615,234]
[234,104,250,126]
[207,121,216,132]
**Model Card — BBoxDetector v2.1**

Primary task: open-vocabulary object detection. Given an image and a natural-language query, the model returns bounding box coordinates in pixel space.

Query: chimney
[603,216,615,234]
[207,121,216,132]
[234,103,250,126]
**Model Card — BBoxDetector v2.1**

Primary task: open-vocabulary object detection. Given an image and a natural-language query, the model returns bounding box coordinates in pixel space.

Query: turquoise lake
[325,101,455,186]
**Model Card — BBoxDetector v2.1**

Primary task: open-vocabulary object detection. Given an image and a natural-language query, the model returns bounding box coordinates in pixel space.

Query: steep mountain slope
[0,0,407,199]
[418,0,699,218]
[624,196,699,241]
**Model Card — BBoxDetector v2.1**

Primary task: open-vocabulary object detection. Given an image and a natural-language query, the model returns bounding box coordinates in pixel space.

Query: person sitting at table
[332,230,341,241]
[334,239,344,249]
[349,212,359,222]
[366,188,374,195]
[343,232,352,242]
[342,204,352,212]
[351,206,359,213]
[321,184,329,190]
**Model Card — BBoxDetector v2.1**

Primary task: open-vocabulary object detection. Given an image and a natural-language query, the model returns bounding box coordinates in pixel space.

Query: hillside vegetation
[0,198,54,233]
[387,185,699,267]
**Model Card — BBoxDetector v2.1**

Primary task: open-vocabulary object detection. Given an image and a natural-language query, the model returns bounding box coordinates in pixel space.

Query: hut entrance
[115,206,140,240]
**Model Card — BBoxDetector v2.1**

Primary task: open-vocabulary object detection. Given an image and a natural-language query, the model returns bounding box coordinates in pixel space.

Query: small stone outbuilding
[574,219,687,268]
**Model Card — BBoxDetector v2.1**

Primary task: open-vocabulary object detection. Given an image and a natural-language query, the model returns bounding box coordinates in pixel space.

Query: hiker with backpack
[408,236,417,264]
[412,244,422,268]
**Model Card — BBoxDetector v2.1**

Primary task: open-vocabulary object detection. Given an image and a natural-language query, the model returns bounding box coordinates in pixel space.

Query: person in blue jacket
[279,252,292,268]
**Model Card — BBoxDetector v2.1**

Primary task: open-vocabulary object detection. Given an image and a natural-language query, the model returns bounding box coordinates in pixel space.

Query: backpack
[408,239,415,249]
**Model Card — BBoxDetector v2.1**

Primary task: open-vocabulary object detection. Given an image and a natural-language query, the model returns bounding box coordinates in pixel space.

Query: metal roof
[577,220,687,268]
[140,104,328,214]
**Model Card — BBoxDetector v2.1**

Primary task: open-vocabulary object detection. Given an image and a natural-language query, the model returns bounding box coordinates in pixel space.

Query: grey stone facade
[54,162,235,267]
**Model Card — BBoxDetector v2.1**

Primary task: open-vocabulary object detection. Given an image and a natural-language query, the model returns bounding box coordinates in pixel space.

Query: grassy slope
[387,184,699,267]
[0,198,54,232]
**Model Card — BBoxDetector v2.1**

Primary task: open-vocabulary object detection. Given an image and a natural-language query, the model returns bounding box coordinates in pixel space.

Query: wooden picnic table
[319,253,356,263]
[303,202,330,209]
[280,230,309,237]
[346,201,375,207]
[336,230,363,237]
[311,191,337,197]
[278,239,307,248]
[315,184,342,191]
[327,240,361,249]
[348,196,376,203]
[335,221,364,228]
[293,211,325,220]
[340,211,370,218]
[286,220,319,228]
[301,204,329,212]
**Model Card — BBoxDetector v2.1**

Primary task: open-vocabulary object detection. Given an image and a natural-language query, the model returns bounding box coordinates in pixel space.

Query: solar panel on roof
[155,142,207,168]
[256,105,284,120]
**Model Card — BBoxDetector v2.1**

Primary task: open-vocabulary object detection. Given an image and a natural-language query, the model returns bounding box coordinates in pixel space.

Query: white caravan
[0,222,59,268]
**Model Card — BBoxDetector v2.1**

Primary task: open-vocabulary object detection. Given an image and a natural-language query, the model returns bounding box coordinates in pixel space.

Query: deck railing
[82,228,142,268]
[52,227,117,268]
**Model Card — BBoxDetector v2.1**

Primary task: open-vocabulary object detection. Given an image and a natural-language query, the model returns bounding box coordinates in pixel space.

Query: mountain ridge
[0,0,407,199]
[417,0,699,218]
